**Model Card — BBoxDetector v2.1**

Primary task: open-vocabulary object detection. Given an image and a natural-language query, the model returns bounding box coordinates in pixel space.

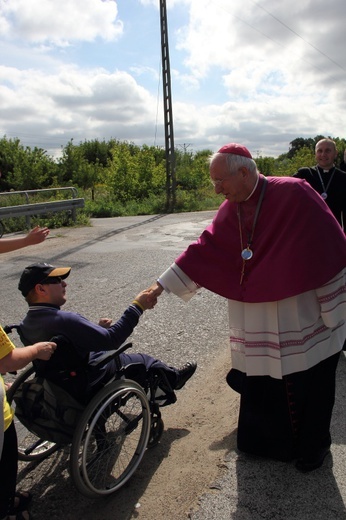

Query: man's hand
[133,287,160,311]
[148,282,164,297]
[35,341,57,360]
[0,341,57,372]
[25,226,50,245]
[0,225,50,254]
[99,318,112,328]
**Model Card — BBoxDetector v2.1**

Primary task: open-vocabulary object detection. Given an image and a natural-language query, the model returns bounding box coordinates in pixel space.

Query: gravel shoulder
[1,216,239,520]
[3,215,346,520]
[15,341,239,520]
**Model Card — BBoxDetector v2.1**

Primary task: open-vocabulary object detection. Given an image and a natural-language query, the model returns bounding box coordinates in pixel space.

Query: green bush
[4,134,344,232]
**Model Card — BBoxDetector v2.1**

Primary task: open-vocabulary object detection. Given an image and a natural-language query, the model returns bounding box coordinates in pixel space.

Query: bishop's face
[210,155,256,203]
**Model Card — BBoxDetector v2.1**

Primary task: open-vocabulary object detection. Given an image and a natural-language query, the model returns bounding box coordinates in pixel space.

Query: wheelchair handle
[3,324,20,334]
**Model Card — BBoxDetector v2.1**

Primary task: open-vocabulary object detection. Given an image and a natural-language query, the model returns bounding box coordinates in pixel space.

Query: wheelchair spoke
[70,380,151,497]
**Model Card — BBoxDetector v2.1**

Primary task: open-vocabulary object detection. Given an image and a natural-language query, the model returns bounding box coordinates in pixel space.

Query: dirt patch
[127,347,240,520]
[16,346,240,520]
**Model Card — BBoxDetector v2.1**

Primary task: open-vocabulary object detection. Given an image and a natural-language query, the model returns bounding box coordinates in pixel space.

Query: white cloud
[0,64,161,157]
[176,0,345,87]
[0,0,345,158]
[0,0,123,44]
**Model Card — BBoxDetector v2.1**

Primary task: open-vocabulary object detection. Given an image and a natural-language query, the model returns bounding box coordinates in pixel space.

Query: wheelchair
[5,325,170,498]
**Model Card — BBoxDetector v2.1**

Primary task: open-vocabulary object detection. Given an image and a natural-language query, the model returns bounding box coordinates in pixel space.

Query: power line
[210,0,345,75]
[251,1,345,72]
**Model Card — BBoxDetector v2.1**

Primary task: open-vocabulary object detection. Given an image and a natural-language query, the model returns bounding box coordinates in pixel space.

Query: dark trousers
[237,353,340,462]
[0,421,18,517]
[88,351,178,389]
[49,351,179,405]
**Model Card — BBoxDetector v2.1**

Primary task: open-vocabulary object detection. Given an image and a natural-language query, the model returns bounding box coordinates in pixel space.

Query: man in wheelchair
[17,262,196,405]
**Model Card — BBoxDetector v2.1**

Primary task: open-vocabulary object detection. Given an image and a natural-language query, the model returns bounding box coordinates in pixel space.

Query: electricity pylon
[159,0,176,212]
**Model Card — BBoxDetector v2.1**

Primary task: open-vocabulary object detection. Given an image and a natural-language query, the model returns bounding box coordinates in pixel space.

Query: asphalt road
[1,212,346,520]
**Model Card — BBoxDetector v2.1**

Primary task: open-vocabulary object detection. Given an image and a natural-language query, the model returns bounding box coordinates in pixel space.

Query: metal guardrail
[0,187,85,229]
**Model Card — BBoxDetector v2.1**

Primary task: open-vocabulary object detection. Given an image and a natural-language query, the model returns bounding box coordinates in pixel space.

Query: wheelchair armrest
[88,342,132,367]
[116,342,133,356]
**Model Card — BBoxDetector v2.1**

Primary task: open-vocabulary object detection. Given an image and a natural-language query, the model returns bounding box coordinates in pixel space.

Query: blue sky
[0,0,345,158]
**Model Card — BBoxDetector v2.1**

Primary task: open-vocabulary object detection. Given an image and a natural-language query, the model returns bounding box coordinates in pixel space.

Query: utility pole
[159,0,176,212]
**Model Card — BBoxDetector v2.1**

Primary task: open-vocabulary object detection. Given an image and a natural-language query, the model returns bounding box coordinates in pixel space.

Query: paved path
[1,213,346,519]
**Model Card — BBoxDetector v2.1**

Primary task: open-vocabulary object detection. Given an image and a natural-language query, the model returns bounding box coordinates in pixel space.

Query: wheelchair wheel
[70,378,151,498]
[6,365,60,461]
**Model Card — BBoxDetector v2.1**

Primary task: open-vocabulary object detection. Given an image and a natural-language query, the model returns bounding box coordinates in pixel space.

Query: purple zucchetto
[217,143,252,159]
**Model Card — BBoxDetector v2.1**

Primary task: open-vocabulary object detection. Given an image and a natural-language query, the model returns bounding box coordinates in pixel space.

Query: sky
[0,0,345,159]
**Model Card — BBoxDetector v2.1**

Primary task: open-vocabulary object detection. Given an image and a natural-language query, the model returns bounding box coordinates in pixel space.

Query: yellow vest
[0,325,16,430]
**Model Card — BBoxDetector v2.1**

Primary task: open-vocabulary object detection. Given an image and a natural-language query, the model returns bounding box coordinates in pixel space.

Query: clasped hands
[137,282,164,310]
[98,282,164,328]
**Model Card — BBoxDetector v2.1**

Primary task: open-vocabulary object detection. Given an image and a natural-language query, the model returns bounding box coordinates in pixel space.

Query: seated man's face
[36,277,68,306]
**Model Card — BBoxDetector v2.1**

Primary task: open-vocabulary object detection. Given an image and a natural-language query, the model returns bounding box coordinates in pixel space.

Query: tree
[0,137,57,191]
[6,145,57,190]
[287,137,315,159]
[0,136,22,190]
[79,139,113,167]
[106,142,140,203]
[255,156,276,176]
[275,147,315,176]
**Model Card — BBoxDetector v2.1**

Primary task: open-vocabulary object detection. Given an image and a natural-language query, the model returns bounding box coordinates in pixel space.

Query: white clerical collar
[317,164,335,173]
[245,176,259,201]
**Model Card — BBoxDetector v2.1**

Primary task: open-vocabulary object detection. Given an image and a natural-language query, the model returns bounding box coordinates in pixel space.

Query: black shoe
[175,361,197,390]
[295,448,330,473]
